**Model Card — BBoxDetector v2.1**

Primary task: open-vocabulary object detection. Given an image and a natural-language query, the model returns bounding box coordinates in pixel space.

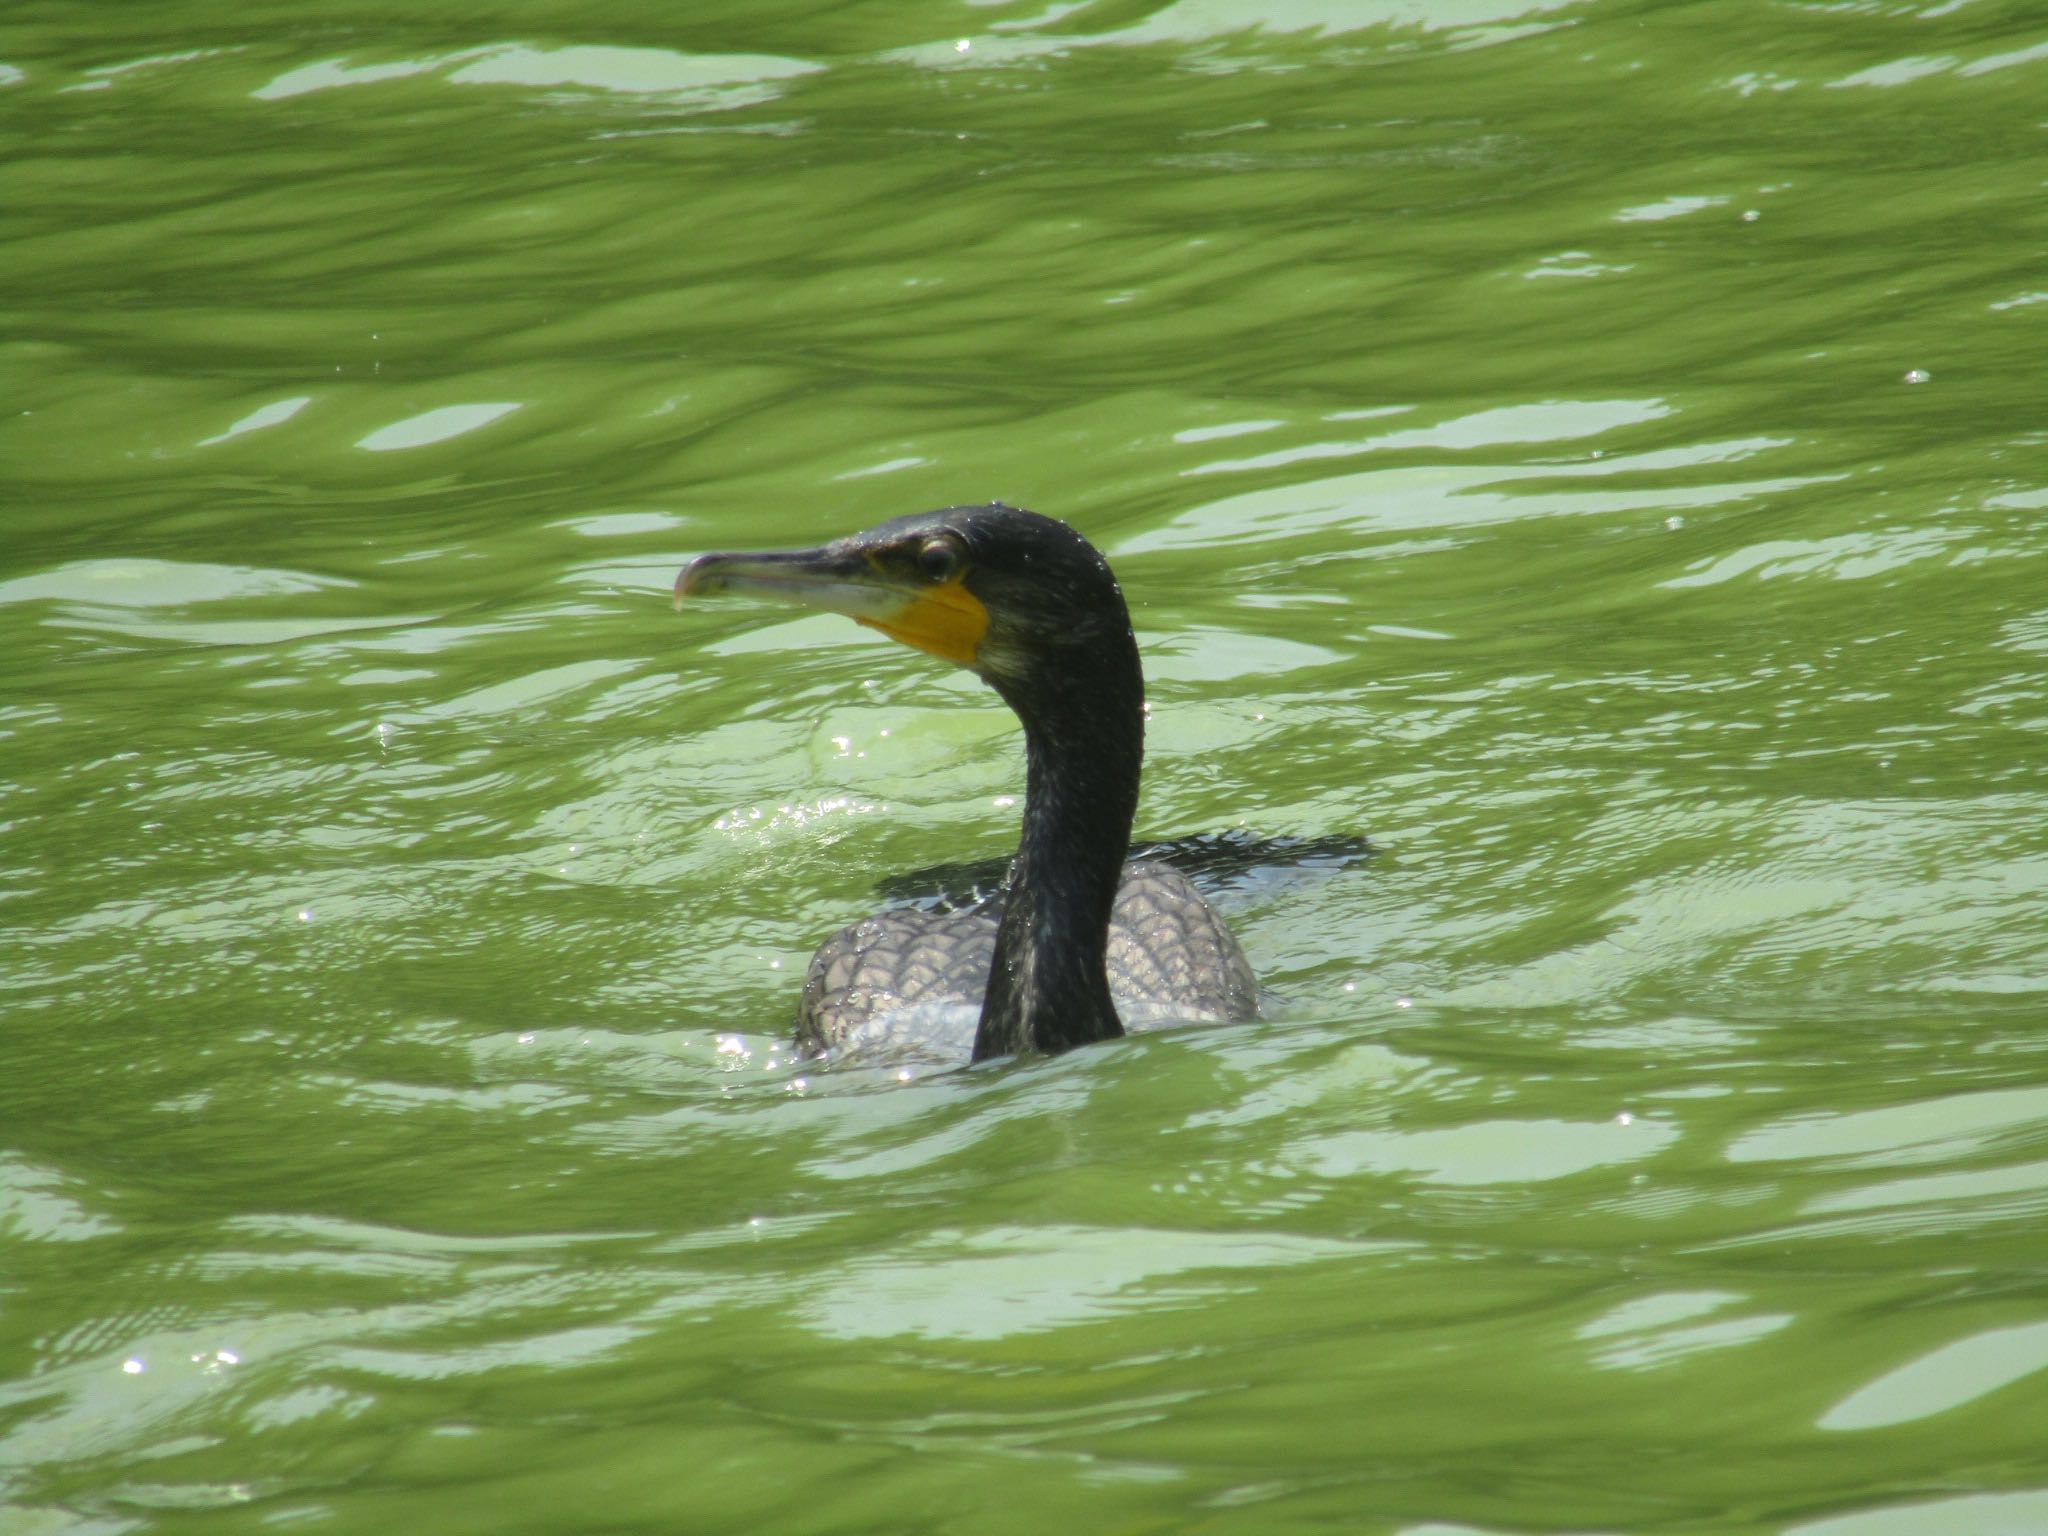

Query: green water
[5,2,2048,1531]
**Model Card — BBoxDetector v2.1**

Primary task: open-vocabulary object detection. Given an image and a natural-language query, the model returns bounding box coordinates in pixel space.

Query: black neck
[971,632,1144,1061]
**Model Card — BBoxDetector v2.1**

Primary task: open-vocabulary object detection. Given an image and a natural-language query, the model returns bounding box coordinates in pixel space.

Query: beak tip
[674,556,714,609]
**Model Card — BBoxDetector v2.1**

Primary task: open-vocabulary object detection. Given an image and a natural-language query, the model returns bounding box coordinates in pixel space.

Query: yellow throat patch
[857,574,989,668]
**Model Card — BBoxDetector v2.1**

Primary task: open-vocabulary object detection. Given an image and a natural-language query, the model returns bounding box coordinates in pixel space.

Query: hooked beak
[677,545,989,669]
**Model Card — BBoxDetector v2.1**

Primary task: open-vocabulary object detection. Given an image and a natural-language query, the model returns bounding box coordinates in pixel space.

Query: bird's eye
[917,536,963,584]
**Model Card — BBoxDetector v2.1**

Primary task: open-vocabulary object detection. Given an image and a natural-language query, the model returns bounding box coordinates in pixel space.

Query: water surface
[5,2,2048,1531]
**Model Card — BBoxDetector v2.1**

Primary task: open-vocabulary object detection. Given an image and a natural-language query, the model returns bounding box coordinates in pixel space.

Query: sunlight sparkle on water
[715,795,879,833]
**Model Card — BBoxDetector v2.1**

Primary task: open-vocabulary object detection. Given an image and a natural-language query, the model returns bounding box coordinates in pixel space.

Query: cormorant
[677,503,1257,1063]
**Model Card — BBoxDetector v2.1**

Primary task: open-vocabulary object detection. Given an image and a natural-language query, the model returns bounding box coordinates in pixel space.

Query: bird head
[677,503,1136,700]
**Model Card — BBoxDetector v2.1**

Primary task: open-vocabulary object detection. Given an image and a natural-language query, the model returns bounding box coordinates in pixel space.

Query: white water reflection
[356,402,521,452]
[1288,1114,1676,1185]
[257,43,818,105]
[1785,1488,2048,1536]
[799,1223,1387,1341]
[448,44,820,101]
[1820,1321,2048,1431]
[1727,1086,2048,1168]
[196,395,311,447]
[1183,398,1673,478]
[0,558,344,609]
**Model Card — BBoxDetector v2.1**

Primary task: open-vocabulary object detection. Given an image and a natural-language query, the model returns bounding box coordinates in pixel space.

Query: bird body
[799,858,1258,1059]
[678,503,1259,1063]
